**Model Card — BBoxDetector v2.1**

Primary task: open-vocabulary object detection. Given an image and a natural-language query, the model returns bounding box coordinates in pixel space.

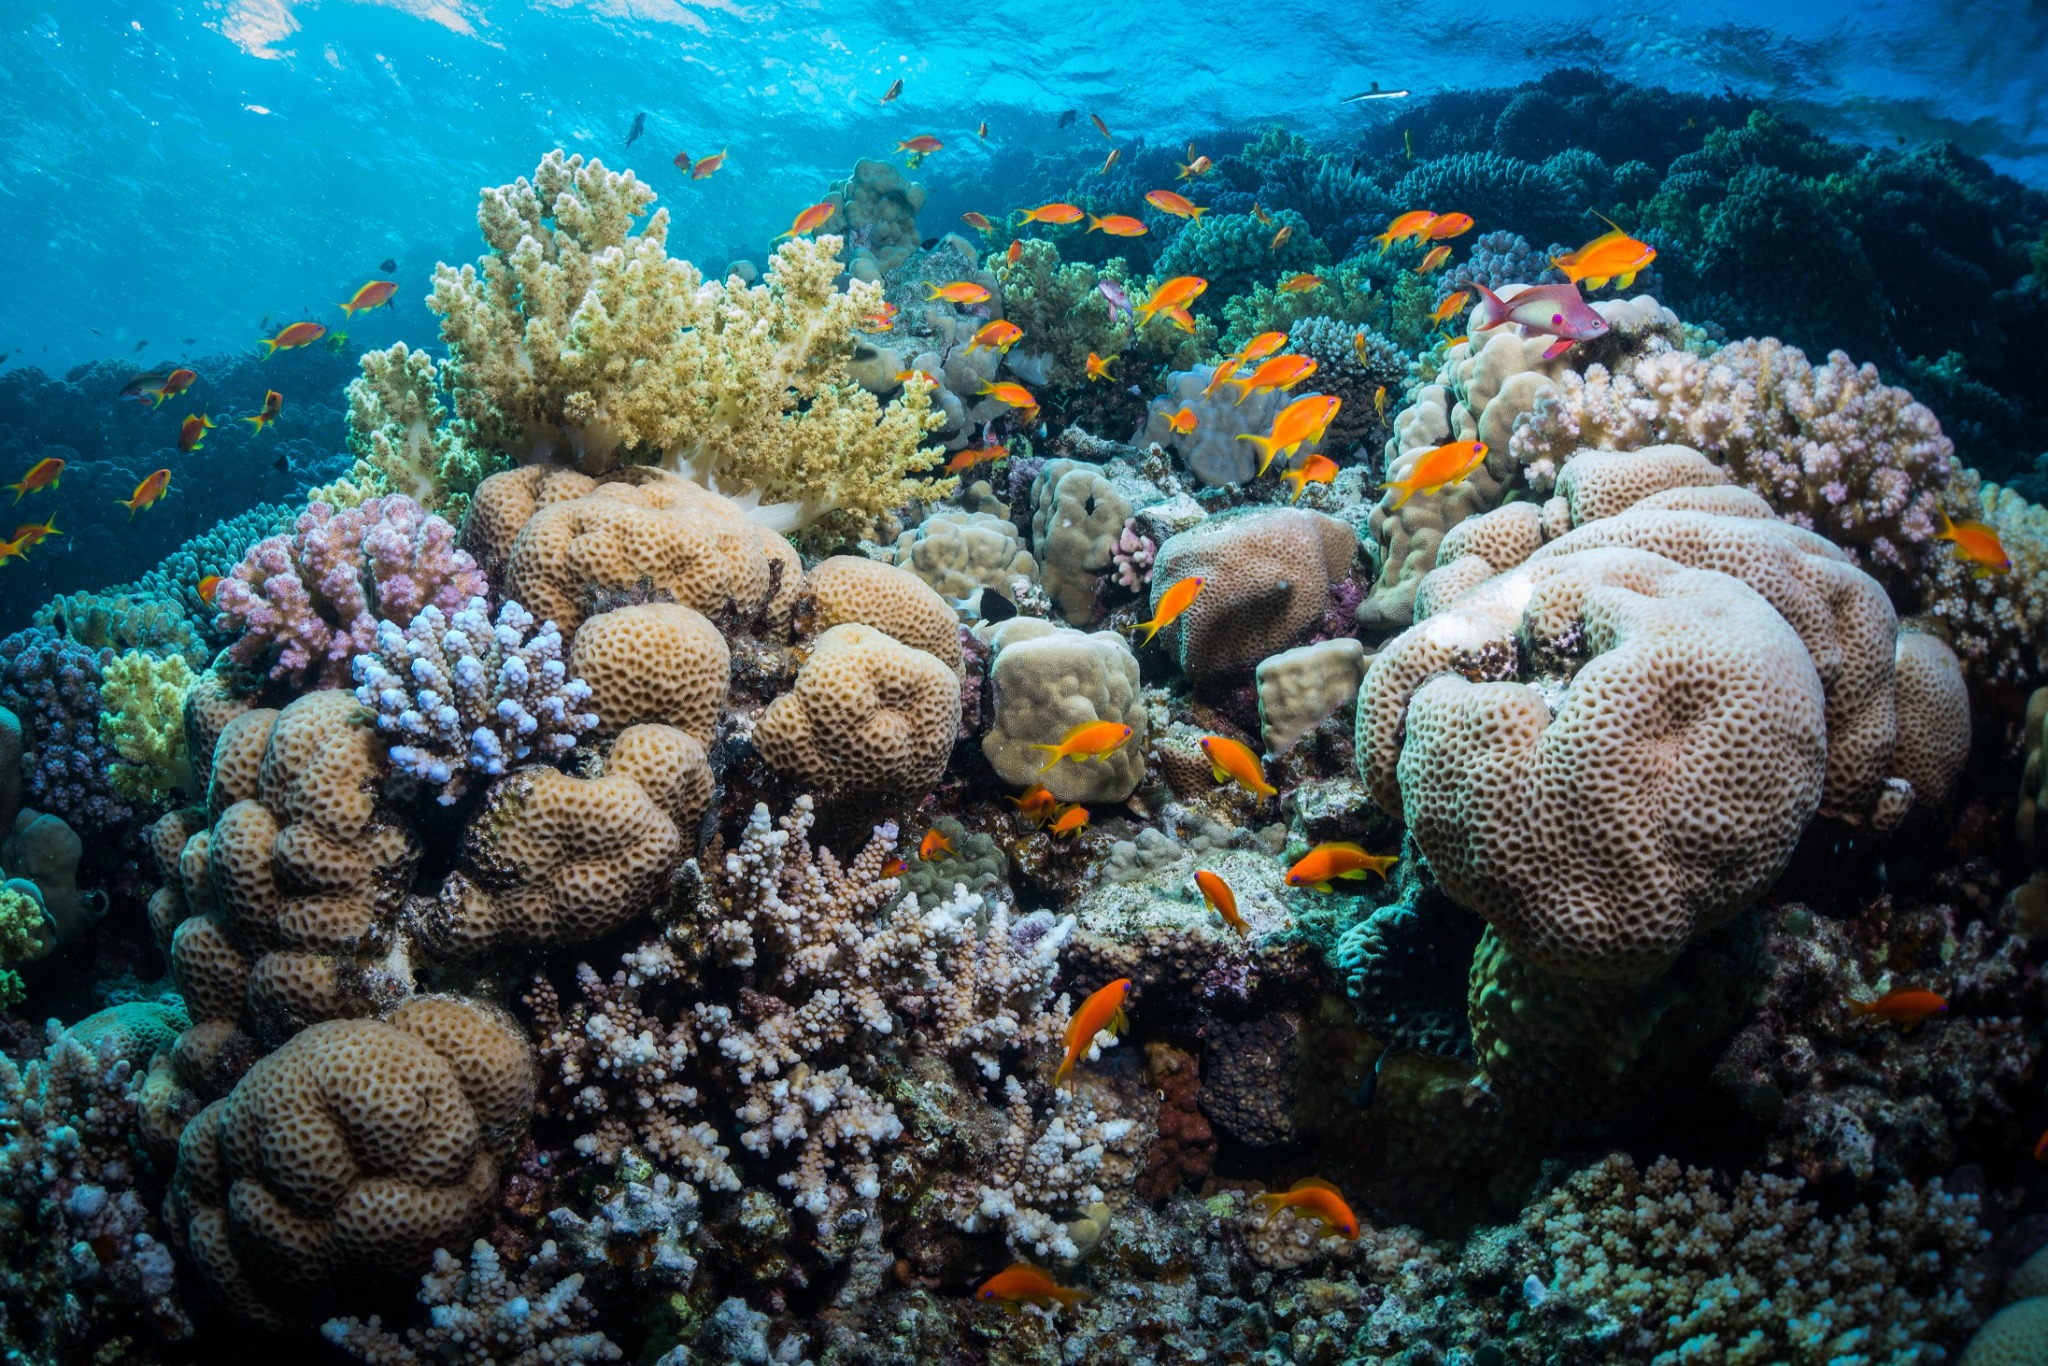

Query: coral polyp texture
[7,68,2048,1366]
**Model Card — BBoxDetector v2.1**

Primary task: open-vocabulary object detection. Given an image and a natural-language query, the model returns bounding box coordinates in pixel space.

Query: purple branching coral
[1111,519,1156,591]
[0,1023,192,1357]
[215,496,487,690]
[0,628,137,836]
[351,596,598,803]
[1435,230,1567,302]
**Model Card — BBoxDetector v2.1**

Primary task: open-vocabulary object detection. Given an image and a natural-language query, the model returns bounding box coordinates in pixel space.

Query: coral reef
[319,341,505,523]
[1150,508,1357,680]
[322,1239,620,1366]
[98,649,199,803]
[0,628,137,838]
[979,618,1147,803]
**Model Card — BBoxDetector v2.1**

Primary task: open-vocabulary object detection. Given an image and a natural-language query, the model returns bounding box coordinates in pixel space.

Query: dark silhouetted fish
[1058,109,1076,129]
[273,455,289,474]
[135,340,149,351]
[979,589,1017,623]
[1354,1049,1388,1108]
[379,258,396,273]
[89,326,101,335]
[626,112,646,147]
[921,237,939,249]
[182,337,195,344]
[1342,84,1409,102]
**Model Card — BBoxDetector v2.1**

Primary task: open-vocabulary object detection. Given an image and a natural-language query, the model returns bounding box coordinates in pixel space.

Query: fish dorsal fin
[1291,1176,1342,1194]
[999,1262,1040,1277]
[1324,842,1370,857]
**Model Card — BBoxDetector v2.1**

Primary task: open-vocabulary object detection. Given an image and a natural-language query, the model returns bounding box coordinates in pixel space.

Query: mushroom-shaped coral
[420,723,710,954]
[805,554,964,673]
[351,596,597,803]
[165,996,533,1328]
[978,618,1147,804]
[754,624,960,802]
[477,467,803,636]
[1149,508,1356,679]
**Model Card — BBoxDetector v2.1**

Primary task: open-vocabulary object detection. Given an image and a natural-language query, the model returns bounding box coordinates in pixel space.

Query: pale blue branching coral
[351,596,598,803]
[321,1239,620,1366]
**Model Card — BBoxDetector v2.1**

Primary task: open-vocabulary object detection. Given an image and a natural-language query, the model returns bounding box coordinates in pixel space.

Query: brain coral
[978,618,1147,804]
[805,555,964,673]
[165,996,532,1328]
[754,623,961,802]
[1361,547,1827,979]
[1149,508,1356,679]
[474,466,803,635]
[421,723,710,955]
[567,602,730,738]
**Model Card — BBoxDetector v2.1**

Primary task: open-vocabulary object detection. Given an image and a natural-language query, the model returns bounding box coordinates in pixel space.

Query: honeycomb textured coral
[754,624,960,801]
[567,602,730,739]
[165,999,532,1328]
[1961,1301,2048,1366]
[1150,508,1356,678]
[806,555,964,673]
[978,619,1148,803]
[486,467,804,636]
[1359,549,1827,979]
[422,723,708,954]
[1256,637,1369,755]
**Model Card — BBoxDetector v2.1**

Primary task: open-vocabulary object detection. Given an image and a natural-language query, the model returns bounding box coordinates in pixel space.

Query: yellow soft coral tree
[314,342,506,522]
[98,651,197,803]
[427,150,945,531]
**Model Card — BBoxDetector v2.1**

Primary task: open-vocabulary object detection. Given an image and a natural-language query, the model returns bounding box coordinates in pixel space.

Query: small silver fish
[1097,278,1131,320]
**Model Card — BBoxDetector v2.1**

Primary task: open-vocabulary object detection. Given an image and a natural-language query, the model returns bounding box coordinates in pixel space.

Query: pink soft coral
[215,496,487,688]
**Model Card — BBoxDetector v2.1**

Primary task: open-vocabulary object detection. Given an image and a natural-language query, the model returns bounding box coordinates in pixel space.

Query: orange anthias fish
[243,390,283,433]
[339,280,398,317]
[977,381,1039,417]
[1007,239,1023,265]
[11,514,60,551]
[1238,394,1340,475]
[1284,454,1340,502]
[919,828,954,861]
[1372,382,1387,420]
[881,855,907,878]
[1087,214,1148,237]
[1428,291,1471,327]
[1085,351,1116,382]
[977,121,989,139]
[1375,210,1437,252]
[1849,988,1948,1025]
[1201,359,1241,400]
[1031,720,1134,772]
[862,300,899,332]
[1286,843,1398,891]
[1201,735,1277,799]
[1422,212,1474,240]
[258,321,325,358]
[0,530,32,566]
[1144,189,1206,220]
[1269,224,1293,250]
[1278,273,1323,293]
[2034,1126,2048,1163]
[1229,354,1319,405]
[1159,305,1196,333]
[1090,113,1113,140]
[1195,870,1248,935]
[1176,153,1214,179]
[196,574,223,607]
[1006,784,1060,826]
[1551,216,1657,290]
[1935,510,2009,577]
[1235,331,1288,363]
[1054,978,1132,1086]
[1137,275,1208,323]
[1253,1177,1359,1239]
[1047,804,1090,839]
[896,135,944,154]
[152,368,198,407]
[928,281,993,305]
[178,412,216,452]
[1018,202,1084,226]
[1167,406,1199,434]
[118,468,172,518]
[7,457,64,502]
[1252,202,1273,226]
[966,319,1024,352]
[944,445,1009,475]
[962,211,994,233]
[978,1264,1090,1313]
[779,202,836,238]
[1384,440,1488,509]
[1131,575,1203,645]
[1417,245,1452,274]
[1099,148,1121,176]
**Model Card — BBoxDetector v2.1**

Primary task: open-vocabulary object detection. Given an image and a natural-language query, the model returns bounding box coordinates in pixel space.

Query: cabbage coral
[97,651,198,803]
[427,150,944,531]
[316,342,505,523]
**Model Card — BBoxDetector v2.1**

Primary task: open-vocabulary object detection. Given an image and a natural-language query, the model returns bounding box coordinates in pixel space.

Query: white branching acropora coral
[428,150,947,530]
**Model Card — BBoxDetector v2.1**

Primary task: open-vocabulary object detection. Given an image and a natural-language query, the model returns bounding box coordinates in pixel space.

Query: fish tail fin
[1285,471,1307,502]
[5,484,21,504]
[1383,480,1415,510]
[338,301,355,318]
[925,283,944,300]
[1053,1054,1075,1088]
[1056,1288,1092,1309]
[1935,507,1956,538]
[1236,431,1276,469]
[1133,618,1163,647]
[1085,215,1103,233]
[1190,206,1207,219]
[1030,744,1066,773]
[257,339,277,359]
[1467,281,1506,331]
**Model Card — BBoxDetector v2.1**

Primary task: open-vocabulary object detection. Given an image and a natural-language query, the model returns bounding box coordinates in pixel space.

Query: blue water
[2,0,2043,372]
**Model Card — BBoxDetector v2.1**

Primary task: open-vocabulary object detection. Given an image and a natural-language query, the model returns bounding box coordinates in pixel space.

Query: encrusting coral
[427,150,946,530]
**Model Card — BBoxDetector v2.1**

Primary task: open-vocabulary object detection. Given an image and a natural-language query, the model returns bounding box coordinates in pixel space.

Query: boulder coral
[1031,459,1135,622]
[978,618,1147,804]
[754,623,960,802]
[427,150,945,529]
[1150,508,1357,679]
[890,509,1038,604]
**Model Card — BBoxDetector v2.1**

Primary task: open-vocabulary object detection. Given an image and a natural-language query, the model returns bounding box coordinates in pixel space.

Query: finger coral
[427,150,945,529]
[1922,473,2048,687]
[215,496,488,690]
[351,595,597,803]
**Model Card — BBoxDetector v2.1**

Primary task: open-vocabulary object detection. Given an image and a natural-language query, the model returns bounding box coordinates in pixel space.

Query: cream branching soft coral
[531,796,1110,1247]
[428,150,946,530]
[316,343,504,523]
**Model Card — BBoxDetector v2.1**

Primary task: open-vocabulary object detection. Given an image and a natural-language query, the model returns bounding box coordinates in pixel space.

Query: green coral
[1153,209,1327,305]
[1219,256,1441,355]
[0,886,44,1007]
[314,341,507,524]
[98,651,198,803]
